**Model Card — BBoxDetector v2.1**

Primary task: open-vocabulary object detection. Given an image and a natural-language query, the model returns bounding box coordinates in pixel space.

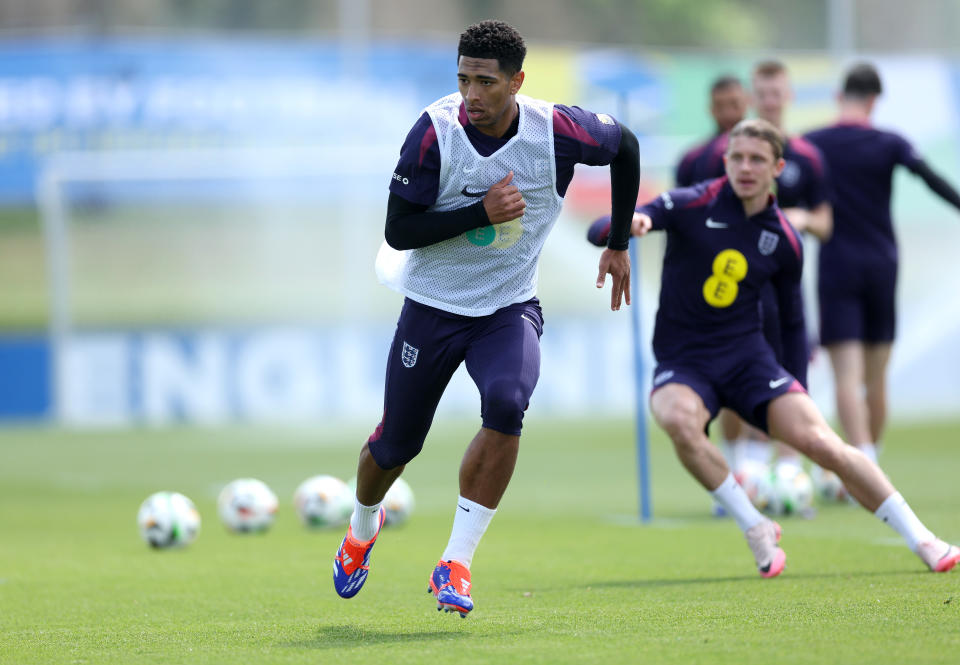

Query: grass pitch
[1,417,958,664]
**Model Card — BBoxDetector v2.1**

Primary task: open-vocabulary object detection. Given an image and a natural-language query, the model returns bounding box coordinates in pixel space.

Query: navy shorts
[651,337,806,434]
[818,254,897,345]
[367,297,544,469]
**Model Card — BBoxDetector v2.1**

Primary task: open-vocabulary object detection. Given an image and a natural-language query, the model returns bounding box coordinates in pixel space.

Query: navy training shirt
[804,121,922,262]
[639,178,807,383]
[775,136,830,210]
[675,133,729,187]
[390,101,622,206]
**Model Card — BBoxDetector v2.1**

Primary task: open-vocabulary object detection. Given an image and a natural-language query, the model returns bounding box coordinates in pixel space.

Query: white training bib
[376,93,564,316]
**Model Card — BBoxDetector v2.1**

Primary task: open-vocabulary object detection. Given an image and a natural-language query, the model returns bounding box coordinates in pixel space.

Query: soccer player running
[805,63,960,465]
[590,118,957,577]
[675,75,748,187]
[332,20,640,616]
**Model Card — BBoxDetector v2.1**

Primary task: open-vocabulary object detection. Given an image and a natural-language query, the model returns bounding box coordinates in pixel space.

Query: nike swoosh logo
[705,218,728,229]
[769,377,790,389]
[457,504,470,512]
[461,186,486,198]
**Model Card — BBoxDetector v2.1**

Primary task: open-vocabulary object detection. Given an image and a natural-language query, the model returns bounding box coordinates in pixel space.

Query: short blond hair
[728,118,784,160]
[753,60,787,79]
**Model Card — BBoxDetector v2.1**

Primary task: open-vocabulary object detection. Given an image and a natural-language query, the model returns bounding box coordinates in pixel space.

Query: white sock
[874,492,935,552]
[441,496,496,569]
[712,441,737,513]
[711,473,765,533]
[858,443,878,464]
[350,497,382,543]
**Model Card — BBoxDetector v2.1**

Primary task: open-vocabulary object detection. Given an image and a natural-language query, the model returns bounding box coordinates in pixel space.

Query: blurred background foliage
[1,0,959,52]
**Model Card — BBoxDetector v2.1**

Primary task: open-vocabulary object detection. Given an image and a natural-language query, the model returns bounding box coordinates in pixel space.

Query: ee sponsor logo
[702,249,748,308]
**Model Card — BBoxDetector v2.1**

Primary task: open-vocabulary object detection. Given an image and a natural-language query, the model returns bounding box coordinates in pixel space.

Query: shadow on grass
[500,568,920,594]
[580,568,920,590]
[286,624,475,649]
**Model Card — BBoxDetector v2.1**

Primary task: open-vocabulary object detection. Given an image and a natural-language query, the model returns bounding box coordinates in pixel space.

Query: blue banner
[0,335,50,420]
[0,38,454,204]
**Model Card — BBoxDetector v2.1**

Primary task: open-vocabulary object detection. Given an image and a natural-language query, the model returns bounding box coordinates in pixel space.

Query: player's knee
[367,422,427,469]
[369,438,424,469]
[653,398,702,444]
[481,378,530,434]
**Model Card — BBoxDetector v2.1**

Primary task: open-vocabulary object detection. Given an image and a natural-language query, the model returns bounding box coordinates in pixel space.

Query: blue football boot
[332,507,385,598]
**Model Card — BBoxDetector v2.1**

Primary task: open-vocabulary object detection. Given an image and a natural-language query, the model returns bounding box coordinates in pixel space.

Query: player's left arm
[898,136,960,213]
[782,140,833,240]
[783,201,832,241]
[910,162,960,213]
[796,201,832,240]
[594,120,642,310]
[557,106,641,309]
[771,230,808,388]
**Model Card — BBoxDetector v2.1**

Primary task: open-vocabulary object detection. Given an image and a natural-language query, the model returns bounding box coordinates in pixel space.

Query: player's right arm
[586,187,686,247]
[383,113,519,251]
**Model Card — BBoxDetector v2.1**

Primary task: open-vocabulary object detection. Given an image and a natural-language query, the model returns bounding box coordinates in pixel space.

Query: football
[217,478,278,533]
[382,476,415,526]
[734,460,773,512]
[137,491,201,549]
[293,474,353,528]
[767,463,814,516]
[810,464,850,502]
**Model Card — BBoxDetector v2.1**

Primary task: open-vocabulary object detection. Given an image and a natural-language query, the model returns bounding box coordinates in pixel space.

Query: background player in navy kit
[592,119,958,577]
[805,63,960,465]
[726,60,834,479]
[675,75,748,187]
[332,20,640,616]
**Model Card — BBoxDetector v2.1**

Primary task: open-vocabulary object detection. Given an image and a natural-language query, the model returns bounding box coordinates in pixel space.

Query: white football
[734,460,773,512]
[767,463,814,516]
[293,475,352,528]
[137,491,201,548]
[810,464,849,502]
[217,478,278,533]
[383,477,415,526]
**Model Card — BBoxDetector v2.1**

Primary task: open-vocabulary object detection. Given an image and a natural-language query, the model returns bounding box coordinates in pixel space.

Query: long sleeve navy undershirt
[913,161,960,212]
[604,124,641,251]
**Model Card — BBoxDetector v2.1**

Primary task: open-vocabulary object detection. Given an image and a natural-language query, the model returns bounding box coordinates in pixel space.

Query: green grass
[1,417,959,664]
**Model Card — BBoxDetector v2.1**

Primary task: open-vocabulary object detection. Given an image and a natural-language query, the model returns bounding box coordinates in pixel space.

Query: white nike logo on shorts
[769,377,790,389]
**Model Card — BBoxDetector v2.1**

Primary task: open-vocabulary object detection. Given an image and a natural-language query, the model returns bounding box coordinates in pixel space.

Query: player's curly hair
[458,20,526,75]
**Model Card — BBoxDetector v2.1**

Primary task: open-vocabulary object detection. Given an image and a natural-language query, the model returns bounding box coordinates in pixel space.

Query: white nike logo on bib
[705,218,728,229]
